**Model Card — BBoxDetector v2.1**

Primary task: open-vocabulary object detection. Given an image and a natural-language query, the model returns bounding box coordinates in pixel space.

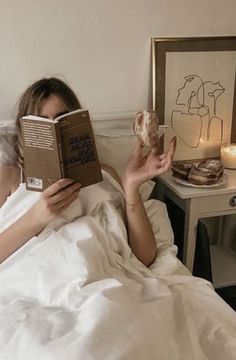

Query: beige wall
[0,0,235,120]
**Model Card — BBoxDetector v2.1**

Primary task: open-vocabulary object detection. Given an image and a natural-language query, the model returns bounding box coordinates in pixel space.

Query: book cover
[20,109,103,191]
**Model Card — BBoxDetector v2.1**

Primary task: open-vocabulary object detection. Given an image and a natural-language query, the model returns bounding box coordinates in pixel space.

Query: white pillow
[95,129,155,201]
[95,129,137,177]
[0,122,17,166]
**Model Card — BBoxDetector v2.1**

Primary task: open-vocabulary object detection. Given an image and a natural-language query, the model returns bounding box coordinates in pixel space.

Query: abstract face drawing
[171,74,225,148]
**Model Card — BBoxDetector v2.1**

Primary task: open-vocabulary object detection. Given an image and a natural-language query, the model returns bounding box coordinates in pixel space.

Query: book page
[21,122,56,150]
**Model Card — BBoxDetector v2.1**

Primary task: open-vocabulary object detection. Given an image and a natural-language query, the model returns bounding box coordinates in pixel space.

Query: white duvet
[0,171,235,360]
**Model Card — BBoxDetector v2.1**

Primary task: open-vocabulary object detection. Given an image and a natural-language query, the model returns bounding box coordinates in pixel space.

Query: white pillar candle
[220,144,236,169]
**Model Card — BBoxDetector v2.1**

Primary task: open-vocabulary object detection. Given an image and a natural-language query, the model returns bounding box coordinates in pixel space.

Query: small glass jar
[220,143,236,169]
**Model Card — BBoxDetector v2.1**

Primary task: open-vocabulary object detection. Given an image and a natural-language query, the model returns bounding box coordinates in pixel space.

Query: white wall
[0,0,235,120]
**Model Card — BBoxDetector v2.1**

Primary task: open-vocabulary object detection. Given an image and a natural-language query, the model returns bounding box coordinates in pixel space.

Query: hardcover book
[20,109,103,191]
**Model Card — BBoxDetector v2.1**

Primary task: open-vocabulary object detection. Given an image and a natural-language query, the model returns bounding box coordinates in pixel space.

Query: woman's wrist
[27,204,50,231]
[123,183,141,204]
[122,175,141,192]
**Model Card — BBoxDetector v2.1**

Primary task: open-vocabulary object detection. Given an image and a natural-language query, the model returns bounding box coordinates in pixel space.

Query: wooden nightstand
[154,169,236,277]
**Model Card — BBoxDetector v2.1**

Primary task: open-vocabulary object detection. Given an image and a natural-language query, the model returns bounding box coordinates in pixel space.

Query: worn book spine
[55,122,65,179]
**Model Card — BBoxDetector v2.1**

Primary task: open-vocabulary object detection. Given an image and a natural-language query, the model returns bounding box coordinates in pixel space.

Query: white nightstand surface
[158,169,236,200]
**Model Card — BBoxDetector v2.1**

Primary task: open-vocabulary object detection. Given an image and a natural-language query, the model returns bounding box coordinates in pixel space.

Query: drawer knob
[229,196,236,207]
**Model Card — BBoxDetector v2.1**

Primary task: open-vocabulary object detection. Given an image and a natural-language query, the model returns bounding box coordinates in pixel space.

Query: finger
[43,178,75,197]
[161,155,172,171]
[52,189,79,212]
[159,156,170,168]
[150,157,168,173]
[159,153,168,160]
[150,162,169,178]
[167,136,177,157]
[48,182,81,204]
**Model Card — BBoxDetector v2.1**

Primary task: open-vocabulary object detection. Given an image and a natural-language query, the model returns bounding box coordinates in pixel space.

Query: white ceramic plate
[172,173,228,188]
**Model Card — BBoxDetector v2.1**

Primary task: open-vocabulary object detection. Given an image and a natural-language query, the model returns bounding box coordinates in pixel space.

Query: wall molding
[91,110,137,130]
[91,110,137,121]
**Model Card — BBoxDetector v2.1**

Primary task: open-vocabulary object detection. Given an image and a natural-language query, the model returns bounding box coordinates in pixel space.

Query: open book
[20,109,103,191]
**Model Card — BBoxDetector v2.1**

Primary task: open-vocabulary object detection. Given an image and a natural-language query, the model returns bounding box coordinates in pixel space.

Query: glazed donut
[197,159,224,177]
[171,159,224,185]
[171,160,193,180]
[188,166,219,185]
[133,110,159,147]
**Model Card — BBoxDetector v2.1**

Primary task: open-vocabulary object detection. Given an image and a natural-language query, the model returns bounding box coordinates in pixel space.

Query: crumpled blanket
[0,171,235,360]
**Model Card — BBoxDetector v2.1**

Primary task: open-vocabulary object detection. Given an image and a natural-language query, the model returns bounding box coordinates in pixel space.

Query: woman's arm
[122,137,176,267]
[0,178,81,263]
[123,183,157,267]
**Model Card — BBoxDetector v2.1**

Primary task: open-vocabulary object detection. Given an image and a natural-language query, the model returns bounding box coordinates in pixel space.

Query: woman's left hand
[29,178,81,227]
[122,136,176,188]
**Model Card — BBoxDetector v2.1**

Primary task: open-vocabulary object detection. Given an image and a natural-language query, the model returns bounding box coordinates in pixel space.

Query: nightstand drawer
[194,193,236,214]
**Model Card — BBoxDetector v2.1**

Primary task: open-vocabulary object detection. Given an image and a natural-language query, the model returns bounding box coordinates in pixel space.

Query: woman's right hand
[30,178,81,228]
[122,136,176,190]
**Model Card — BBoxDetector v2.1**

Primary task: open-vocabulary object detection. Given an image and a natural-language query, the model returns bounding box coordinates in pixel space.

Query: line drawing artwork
[170,74,225,148]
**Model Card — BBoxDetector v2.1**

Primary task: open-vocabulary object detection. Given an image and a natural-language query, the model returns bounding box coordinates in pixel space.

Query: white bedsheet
[0,172,235,360]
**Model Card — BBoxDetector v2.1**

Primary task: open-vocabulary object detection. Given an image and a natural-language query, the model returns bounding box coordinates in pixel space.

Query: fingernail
[65,178,74,183]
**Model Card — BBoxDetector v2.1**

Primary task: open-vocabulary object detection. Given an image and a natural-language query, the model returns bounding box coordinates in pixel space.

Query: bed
[0,115,236,360]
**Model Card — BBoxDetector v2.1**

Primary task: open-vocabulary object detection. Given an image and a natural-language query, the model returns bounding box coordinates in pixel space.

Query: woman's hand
[0,178,81,264]
[122,136,176,189]
[30,178,81,228]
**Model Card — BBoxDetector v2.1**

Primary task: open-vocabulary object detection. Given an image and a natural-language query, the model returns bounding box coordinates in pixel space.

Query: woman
[0,77,176,265]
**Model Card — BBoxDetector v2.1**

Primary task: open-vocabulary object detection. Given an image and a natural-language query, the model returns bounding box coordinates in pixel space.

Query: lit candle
[220,144,236,169]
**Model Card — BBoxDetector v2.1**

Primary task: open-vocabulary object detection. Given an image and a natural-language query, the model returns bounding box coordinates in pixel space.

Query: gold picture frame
[152,36,236,160]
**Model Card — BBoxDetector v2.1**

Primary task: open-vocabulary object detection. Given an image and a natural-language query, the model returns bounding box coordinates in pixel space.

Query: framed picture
[152,36,236,160]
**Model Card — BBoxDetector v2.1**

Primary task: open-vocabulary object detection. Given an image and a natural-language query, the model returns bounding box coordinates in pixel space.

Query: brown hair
[15,77,81,169]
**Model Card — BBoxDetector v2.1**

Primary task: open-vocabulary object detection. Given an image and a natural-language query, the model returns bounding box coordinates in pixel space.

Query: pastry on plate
[197,159,224,177]
[171,160,193,180]
[188,166,220,185]
[172,158,224,185]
